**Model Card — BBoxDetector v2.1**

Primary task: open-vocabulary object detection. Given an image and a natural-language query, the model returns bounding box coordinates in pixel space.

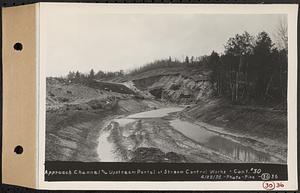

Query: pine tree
[89,69,95,80]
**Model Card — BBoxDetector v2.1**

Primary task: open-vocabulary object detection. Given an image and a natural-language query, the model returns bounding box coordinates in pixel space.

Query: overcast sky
[41,6,286,77]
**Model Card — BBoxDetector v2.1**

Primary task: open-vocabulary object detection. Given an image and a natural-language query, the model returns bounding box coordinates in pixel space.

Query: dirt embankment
[46,78,163,161]
[125,69,287,162]
[181,99,287,161]
[132,74,213,104]
[46,68,288,163]
[106,65,213,104]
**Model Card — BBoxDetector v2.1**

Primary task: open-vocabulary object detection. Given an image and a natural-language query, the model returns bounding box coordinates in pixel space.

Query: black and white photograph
[34,3,299,190]
[0,2,297,191]
[3,2,298,191]
[45,11,289,164]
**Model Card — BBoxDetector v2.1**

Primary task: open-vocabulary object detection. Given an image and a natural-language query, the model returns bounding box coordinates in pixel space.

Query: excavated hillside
[117,66,287,162]
[46,64,287,163]
[132,75,212,104]
[123,66,214,104]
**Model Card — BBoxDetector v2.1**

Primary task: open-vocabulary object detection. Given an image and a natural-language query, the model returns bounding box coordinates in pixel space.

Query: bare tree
[274,16,288,51]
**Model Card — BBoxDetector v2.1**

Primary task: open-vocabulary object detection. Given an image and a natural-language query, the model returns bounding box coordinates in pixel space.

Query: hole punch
[14,145,23,155]
[13,42,23,51]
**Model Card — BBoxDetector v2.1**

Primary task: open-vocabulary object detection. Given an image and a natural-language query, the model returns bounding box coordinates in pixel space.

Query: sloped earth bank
[97,106,286,163]
[46,78,287,163]
[46,78,166,161]
[180,99,287,163]
[46,98,164,161]
[132,74,213,104]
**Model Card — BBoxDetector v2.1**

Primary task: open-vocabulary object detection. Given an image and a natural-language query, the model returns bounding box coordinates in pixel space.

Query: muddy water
[127,107,184,118]
[114,118,135,127]
[106,107,277,163]
[113,107,184,129]
[169,119,278,163]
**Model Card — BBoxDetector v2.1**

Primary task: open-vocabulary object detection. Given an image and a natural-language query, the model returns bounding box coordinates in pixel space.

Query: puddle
[97,131,117,162]
[114,118,136,127]
[127,107,184,118]
[170,119,278,163]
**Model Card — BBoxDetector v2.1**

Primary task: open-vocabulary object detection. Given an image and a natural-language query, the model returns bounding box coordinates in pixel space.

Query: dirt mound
[123,81,154,99]
[46,79,134,112]
[86,80,136,95]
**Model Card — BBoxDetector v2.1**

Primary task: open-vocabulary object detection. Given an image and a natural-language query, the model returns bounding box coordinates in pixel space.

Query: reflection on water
[114,118,135,127]
[127,107,184,118]
[207,136,271,162]
[112,107,278,163]
[170,119,276,163]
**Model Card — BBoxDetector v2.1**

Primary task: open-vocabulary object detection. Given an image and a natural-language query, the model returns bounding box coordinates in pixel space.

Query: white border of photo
[37,3,298,190]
